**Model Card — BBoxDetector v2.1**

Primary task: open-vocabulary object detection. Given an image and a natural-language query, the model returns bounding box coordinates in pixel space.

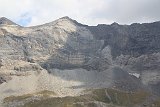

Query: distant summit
[56,16,85,26]
[0,17,17,25]
[111,22,119,26]
[59,16,71,20]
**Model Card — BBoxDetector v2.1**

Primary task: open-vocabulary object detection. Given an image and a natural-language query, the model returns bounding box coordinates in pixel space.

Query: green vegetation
[35,90,56,97]
[4,89,150,107]
[4,93,33,103]
[3,90,56,103]
[106,88,150,106]
[84,88,149,106]
[23,96,86,107]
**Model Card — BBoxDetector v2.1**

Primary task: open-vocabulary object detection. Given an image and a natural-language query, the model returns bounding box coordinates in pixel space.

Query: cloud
[0,0,160,26]
[90,0,160,24]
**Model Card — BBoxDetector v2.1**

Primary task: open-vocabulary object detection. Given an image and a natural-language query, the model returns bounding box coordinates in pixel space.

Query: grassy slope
[4,88,150,107]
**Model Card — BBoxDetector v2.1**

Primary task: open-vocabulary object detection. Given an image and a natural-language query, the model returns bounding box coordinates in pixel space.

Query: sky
[0,0,160,26]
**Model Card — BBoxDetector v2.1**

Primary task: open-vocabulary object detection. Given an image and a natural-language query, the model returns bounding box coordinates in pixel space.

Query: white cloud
[0,0,160,26]
[0,0,32,21]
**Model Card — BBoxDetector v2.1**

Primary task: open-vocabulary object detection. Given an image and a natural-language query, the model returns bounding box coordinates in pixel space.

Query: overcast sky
[0,0,160,26]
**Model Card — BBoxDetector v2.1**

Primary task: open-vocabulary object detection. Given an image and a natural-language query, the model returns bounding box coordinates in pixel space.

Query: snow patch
[129,73,140,78]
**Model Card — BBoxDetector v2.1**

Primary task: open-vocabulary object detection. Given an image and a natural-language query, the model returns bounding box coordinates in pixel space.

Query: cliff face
[0,17,160,107]
[89,22,160,57]
[88,22,160,96]
[0,17,103,69]
[88,22,160,90]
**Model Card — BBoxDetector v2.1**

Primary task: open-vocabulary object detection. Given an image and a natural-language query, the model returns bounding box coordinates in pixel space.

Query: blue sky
[0,0,160,26]
[16,13,32,26]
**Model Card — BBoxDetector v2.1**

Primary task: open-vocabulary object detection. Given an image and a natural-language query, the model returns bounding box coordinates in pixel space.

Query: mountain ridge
[0,17,18,25]
[0,16,160,107]
[1,16,160,27]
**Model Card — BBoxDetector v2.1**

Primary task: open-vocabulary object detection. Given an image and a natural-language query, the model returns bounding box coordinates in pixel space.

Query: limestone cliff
[0,17,160,107]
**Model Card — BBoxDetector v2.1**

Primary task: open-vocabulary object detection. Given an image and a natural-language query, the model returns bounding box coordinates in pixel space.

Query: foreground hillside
[0,17,160,107]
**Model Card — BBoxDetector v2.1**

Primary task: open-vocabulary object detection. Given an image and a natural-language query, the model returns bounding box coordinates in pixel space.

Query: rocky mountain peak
[54,16,84,27]
[40,16,84,33]
[0,17,17,25]
[56,16,78,25]
[111,22,119,27]
[59,16,71,20]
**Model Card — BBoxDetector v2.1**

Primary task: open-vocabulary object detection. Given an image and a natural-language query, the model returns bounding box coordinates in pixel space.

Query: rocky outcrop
[89,22,160,57]
[0,17,17,25]
[88,21,160,95]
[0,16,160,107]
[0,76,11,84]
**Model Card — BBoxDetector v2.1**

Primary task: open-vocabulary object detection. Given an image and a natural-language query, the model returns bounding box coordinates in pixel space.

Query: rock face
[88,22,160,92]
[0,17,17,25]
[0,17,103,68]
[0,16,160,107]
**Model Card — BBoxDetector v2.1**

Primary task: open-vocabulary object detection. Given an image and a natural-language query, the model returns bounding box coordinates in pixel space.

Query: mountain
[0,17,160,107]
[0,17,17,25]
